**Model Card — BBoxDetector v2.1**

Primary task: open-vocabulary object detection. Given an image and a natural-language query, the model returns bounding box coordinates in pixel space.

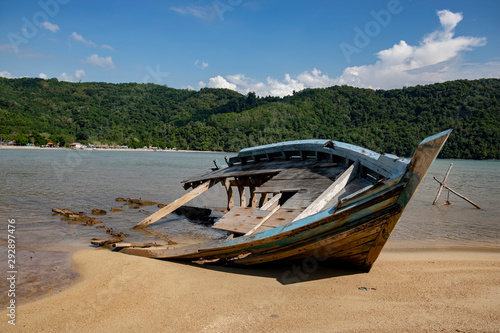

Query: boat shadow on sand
[170,259,363,285]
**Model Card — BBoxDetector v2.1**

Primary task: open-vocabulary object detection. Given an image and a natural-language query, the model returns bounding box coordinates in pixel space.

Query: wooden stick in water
[433,163,453,205]
[433,177,481,209]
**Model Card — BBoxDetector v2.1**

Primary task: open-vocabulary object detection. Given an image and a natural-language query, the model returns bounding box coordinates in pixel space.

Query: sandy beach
[3,248,499,332]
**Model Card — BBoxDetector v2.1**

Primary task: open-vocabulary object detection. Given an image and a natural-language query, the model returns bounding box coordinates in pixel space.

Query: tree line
[0,77,498,159]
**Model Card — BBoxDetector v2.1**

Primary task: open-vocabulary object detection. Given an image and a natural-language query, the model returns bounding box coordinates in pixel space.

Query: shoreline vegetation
[0,144,226,154]
[1,77,499,159]
[2,247,498,332]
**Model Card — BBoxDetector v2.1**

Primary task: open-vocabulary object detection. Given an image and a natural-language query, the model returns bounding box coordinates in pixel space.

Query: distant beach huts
[70,142,86,149]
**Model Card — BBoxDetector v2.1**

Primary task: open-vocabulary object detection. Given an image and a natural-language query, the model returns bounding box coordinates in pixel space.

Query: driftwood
[115,197,161,207]
[91,238,123,246]
[111,242,163,249]
[52,208,76,216]
[91,208,107,215]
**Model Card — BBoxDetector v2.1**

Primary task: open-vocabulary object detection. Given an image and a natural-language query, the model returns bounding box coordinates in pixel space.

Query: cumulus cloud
[86,54,115,70]
[71,32,97,47]
[0,70,14,78]
[42,22,60,33]
[38,73,48,79]
[207,75,237,90]
[203,10,497,97]
[59,69,86,82]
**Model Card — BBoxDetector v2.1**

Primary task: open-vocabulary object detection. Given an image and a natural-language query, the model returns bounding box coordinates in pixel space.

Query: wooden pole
[433,177,481,209]
[133,181,212,229]
[433,163,453,205]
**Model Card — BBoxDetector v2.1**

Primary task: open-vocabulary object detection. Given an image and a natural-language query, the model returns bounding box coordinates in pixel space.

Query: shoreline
[4,247,499,332]
[0,145,230,154]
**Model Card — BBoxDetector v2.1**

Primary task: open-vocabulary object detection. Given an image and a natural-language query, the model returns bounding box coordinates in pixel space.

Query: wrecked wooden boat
[121,130,452,271]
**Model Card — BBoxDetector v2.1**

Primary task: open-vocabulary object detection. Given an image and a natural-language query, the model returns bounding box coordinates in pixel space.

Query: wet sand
[4,248,499,332]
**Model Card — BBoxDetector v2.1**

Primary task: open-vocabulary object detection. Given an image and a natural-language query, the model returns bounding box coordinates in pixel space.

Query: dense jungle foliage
[0,77,498,159]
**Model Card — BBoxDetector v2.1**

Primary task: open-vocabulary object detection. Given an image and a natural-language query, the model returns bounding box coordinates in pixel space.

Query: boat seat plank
[255,208,303,229]
[212,207,274,234]
[181,160,343,185]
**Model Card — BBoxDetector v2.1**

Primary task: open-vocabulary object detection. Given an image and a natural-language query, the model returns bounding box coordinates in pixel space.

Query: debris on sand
[91,208,107,216]
[115,197,160,207]
[90,238,123,246]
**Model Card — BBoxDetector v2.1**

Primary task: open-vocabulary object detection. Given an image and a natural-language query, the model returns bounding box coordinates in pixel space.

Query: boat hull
[122,130,452,271]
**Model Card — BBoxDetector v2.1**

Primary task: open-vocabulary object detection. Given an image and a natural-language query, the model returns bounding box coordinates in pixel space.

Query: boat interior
[180,140,408,237]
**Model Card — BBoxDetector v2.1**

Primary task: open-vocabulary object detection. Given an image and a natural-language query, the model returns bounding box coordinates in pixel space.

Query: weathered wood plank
[133,181,211,229]
[255,179,333,194]
[222,178,234,211]
[212,207,272,234]
[292,162,358,222]
[244,205,281,236]
[260,193,282,210]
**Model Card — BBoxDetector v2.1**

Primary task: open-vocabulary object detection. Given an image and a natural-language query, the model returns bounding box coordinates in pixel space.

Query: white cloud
[202,9,498,96]
[42,22,60,33]
[71,32,97,47]
[194,60,208,69]
[0,70,14,78]
[171,6,215,20]
[38,73,48,79]
[101,44,115,51]
[59,69,86,82]
[207,75,237,90]
[86,54,115,70]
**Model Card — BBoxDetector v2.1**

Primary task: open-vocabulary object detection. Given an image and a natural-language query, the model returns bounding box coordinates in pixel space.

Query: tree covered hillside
[0,77,498,159]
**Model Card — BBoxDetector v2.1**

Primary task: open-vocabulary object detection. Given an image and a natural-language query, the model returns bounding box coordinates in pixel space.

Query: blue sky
[1,0,499,96]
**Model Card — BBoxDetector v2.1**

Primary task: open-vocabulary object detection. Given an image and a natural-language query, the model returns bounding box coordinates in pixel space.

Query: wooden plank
[222,178,234,211]
[255,179,332,193]
[212,207,272,234]
[260,193,282,210]
[249,183,257,208]
[236,178,246,207]
[259,193,269,207]
[292,162,358,221]
[256,208,303,228]
[244,205,281,236]
[133,181,211,229]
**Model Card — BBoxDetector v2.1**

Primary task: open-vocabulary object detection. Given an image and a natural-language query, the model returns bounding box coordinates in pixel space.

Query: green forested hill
[0,77,498,159]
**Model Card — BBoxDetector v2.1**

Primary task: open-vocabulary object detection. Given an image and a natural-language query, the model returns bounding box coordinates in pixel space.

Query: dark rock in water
[110,207,125,212]
[174,206,212,222]
[106,228,114,234]
[111,232,129,238]
[96,225,105,229]
[83,219,102,226]
[91,208,107,216]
